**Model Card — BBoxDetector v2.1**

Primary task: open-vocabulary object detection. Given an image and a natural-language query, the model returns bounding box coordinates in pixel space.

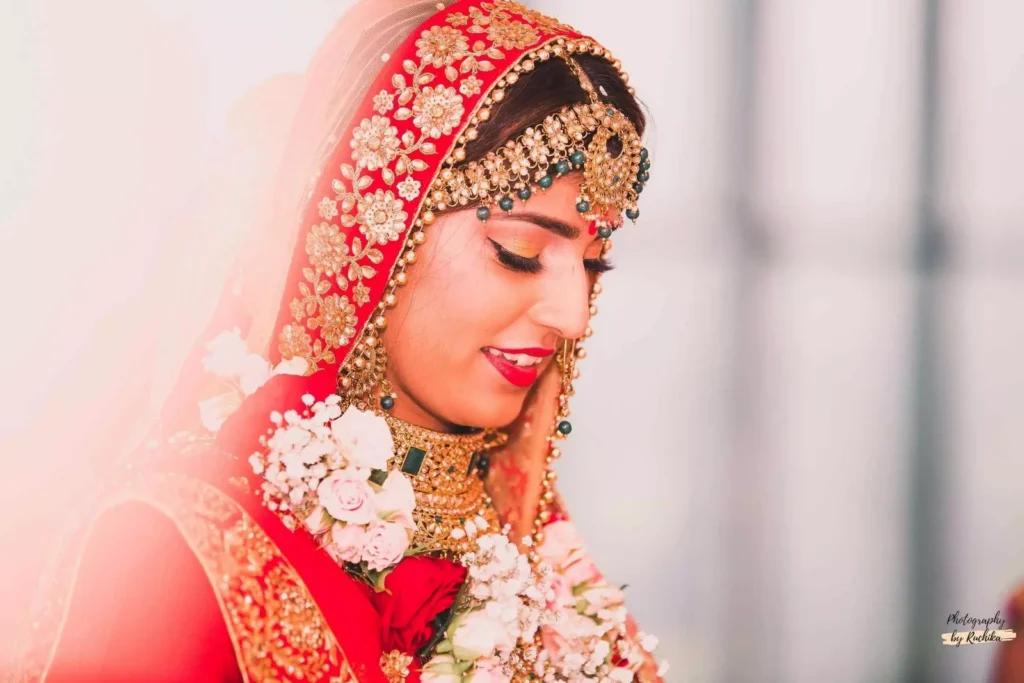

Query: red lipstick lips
[482,346,554,388]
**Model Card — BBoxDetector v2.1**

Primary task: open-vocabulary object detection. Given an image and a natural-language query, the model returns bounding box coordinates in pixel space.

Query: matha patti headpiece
[428,55,650,231]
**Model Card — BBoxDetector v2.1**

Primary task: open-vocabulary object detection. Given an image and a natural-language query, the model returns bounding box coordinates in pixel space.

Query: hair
[462,53,647,165]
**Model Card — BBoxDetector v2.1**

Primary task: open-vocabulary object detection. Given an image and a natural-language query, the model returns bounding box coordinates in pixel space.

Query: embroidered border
[8,474,355,683]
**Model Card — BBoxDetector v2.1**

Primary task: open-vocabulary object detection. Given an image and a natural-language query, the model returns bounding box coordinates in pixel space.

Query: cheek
[388,224,524,360]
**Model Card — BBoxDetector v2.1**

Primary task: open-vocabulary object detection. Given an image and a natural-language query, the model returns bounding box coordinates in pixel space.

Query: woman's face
[382,175,612,431]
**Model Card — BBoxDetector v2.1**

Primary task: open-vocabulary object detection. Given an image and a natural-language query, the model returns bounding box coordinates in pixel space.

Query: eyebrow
[499,211,580,240]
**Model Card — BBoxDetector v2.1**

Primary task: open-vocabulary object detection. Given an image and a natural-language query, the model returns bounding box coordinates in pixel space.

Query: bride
[10,0,665,681]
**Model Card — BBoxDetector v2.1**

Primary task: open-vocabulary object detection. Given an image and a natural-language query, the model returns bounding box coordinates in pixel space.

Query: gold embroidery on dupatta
[277,1,547,368]
[10,474,355,683]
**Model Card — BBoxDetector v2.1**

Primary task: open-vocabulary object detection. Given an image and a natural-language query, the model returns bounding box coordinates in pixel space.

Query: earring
[554,338,579,437]
[337,333,395,412]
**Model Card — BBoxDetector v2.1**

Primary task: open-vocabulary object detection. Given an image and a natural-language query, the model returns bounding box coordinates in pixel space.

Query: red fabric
[45,504,241,683]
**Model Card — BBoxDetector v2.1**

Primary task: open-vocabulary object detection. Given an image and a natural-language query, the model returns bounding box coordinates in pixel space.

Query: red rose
[216,370,337,456]
[370,555,468,655]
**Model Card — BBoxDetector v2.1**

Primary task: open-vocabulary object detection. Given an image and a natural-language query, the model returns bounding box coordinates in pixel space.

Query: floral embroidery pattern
[415,25,470,67]
[277,1,585,368]
[351,116,402,171]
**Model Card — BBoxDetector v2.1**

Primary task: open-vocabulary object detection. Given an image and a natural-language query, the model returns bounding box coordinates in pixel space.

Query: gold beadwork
[380,650,414,683]
[428,99,643,230]
[381,413,508,557]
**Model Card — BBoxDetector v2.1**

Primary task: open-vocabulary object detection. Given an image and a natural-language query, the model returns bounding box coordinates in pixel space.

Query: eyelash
[487,239,615,275]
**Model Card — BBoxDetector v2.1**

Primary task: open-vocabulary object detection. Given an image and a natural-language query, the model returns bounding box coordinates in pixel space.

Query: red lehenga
[9,1,664,681]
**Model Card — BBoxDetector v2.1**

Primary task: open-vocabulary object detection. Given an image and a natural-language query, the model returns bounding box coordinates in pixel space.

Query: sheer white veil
[1,0,458,557]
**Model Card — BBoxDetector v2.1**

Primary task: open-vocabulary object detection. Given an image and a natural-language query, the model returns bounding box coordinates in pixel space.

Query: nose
[527,263,591,341]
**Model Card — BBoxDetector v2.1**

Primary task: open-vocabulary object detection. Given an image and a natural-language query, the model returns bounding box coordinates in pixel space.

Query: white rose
[450,609,515,661]
[199,392,242,432]
[465,657,510,683]
[317,471,375,525]
[328,522,368,564]
[362,521,410,571]
[331,406,394,470]
[374,472,416,527]
[420,654,462,683]
[201,328,249,378]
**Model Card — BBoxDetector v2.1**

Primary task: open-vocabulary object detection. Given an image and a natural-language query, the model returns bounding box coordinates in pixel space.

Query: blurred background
[1,1,1022,682]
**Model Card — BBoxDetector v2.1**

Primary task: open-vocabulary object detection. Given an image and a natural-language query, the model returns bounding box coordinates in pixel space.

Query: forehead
[506,173,616,222]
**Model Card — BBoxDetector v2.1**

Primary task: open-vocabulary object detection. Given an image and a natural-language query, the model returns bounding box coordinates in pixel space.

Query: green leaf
[365,566,394,594]
[369,469,389,486]
[416,607,455,661]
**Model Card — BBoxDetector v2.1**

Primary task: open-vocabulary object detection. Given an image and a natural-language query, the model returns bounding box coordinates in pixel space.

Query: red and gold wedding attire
[9,1,663,681]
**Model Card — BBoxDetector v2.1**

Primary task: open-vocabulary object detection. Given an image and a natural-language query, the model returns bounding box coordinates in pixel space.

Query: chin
[452,391,527,430]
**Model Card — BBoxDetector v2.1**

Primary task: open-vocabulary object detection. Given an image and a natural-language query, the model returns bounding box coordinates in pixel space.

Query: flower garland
[200,330,666,682]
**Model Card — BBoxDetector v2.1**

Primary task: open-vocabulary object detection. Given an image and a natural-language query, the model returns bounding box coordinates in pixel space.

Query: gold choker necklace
[382,413,508,556]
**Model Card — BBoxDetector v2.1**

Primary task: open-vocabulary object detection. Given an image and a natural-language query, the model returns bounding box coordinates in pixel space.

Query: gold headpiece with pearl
[426,54,650,231]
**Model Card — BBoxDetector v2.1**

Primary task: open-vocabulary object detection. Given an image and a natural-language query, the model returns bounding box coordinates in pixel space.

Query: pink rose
[537,520,586,568]
[362,521,410,571]
[466,657,511,683]
[328,522,368,564]
[317,471,375,524]
[563,555,602,587]
[580,584,625,614]
[547,572,574,609]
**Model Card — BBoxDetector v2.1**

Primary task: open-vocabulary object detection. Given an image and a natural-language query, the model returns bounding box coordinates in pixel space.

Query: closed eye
[488,238,542,274]
[583,258,615,274]
[488,239,615,275]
